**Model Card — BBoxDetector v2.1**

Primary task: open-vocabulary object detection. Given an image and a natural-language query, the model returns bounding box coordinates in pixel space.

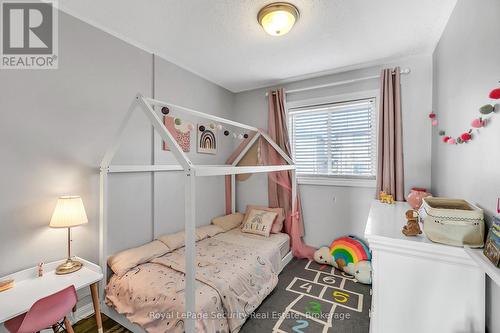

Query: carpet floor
[74,259,371,333]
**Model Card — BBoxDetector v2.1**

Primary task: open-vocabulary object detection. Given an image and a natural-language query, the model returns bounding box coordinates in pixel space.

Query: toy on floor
[313,235,372,284]
[379,191,395,204]
[402,209,422,236]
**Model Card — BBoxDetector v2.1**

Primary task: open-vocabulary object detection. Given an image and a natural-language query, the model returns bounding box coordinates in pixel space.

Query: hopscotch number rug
[240,258,371,333]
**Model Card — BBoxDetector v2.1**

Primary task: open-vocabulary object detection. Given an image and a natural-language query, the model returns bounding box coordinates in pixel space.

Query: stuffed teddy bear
[402,209,422,236]
[313,235,372,284]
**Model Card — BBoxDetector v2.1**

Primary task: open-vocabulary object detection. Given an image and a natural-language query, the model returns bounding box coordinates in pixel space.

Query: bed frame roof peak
[100,94,295,174]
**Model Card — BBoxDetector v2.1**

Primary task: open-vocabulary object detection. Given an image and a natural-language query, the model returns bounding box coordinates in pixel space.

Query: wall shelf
[464,246,500,287]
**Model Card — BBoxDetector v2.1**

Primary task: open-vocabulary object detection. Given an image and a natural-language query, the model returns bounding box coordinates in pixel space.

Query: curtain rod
[266,68,410,96]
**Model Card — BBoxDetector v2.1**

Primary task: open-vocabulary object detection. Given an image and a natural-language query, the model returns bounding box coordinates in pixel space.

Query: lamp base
[55,258,83,275]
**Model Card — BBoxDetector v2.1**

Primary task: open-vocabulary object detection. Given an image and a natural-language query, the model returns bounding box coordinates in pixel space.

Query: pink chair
[4,285,78,333]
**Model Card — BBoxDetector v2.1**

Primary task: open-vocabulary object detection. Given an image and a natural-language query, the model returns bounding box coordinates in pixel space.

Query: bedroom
[0,0,499,332]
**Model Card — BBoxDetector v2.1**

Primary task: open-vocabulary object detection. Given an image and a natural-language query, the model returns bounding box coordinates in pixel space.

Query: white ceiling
[59,0,457,92]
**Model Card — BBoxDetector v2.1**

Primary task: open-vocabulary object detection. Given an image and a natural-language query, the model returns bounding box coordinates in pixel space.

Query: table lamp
[49,196,88,274]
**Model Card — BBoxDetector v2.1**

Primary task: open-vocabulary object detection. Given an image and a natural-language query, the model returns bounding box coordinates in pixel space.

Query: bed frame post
[291,169,297,214]
[99,168,108,303]
[100,98,138,169]
[230,175,236,213]
[184,171,196,333]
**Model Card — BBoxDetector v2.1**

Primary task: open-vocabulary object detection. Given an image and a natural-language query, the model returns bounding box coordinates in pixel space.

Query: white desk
[365,200,485,333]
[0,257,103,332]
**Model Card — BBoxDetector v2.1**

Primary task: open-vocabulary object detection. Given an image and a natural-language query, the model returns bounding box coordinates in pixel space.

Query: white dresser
[365,200,485,333]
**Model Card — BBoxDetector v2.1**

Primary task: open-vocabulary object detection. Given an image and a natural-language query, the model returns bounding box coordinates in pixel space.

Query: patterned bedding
[105,231,284,333]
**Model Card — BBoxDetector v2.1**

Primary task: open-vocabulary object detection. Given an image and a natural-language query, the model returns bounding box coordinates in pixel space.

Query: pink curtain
[266,89,315,259]
[376,67,405,201]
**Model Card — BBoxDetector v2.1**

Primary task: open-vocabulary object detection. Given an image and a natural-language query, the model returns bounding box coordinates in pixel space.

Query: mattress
[216,228,290,258]
[105,227,287,333]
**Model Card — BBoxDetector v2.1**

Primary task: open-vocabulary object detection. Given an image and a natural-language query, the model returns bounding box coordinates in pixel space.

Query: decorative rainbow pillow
[330,236,371,269]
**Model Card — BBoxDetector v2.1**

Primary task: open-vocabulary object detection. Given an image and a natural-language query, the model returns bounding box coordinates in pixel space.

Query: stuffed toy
[313,246,333,265]
[402,209,422,236]
[379,191,394,204]
[313,236,372,284]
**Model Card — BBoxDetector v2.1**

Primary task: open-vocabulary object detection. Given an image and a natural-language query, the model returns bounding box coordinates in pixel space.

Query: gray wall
[431,0,500,331]
[0,10,152,276]
[0,10,234,319]
[233,54,433,247]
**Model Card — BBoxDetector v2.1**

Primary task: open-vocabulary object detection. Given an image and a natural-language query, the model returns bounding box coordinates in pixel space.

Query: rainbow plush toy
[313,235,372,284]
[330,235,371,269]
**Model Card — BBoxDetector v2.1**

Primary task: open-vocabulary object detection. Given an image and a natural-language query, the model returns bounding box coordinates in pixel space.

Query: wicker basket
[418,197,484,248]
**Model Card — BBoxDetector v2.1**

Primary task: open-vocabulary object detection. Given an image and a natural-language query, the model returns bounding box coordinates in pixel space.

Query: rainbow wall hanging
[330,235,371,269]
[197,123,218,154]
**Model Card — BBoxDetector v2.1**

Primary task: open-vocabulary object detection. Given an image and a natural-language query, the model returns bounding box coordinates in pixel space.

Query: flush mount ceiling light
[258,2,299,36]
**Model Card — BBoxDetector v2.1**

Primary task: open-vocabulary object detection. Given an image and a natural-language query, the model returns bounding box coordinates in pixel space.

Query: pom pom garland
[479,104,494,115]
[431,85,498,145]
[160,114,251,141]
[471,118,484,128]
[490,88,500,99]
[460,132,472,142]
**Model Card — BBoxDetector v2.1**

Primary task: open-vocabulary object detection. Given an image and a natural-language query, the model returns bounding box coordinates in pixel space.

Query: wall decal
[163,116,190,152]
[197,122,217,154]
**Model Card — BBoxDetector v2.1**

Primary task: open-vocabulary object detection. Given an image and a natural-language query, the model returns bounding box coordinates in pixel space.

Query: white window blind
[289,98,377,181]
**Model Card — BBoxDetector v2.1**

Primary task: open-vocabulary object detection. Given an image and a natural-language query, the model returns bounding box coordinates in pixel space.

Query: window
[288,97,377,187]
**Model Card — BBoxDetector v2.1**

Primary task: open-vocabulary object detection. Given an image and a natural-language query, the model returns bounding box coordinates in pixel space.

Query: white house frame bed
[99,94,296,333]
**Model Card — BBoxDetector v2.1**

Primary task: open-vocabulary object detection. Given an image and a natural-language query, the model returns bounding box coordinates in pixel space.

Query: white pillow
[211,212,244,231]
[108,240,169,277]
[196,224,224,240]
[157,231,195,250]
[241,209,277,237]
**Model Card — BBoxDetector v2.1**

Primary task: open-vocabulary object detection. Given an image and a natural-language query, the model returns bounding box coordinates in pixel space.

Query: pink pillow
[243,205,285,233]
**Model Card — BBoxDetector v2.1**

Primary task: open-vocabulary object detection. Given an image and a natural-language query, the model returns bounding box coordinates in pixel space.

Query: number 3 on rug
[292,320,309,333]
[305,301,321,314]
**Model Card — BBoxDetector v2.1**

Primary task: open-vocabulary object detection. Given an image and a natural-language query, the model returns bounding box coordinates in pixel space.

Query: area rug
[240,258,371,333]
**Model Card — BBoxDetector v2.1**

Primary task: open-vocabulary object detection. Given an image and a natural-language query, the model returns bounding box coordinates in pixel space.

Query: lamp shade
[49,196,88,228]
